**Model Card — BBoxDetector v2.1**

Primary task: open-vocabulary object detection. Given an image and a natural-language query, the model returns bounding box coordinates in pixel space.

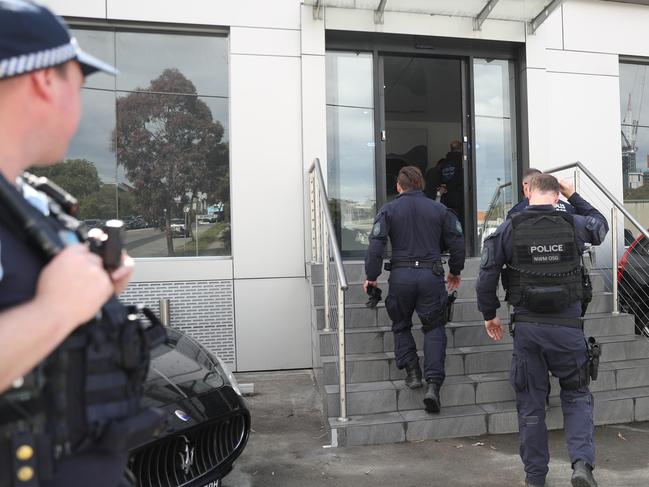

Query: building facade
[42,0,649,371]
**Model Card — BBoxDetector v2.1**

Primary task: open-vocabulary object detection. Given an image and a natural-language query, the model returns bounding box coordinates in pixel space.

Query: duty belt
[513,312,583,329]
[388,260,442,271]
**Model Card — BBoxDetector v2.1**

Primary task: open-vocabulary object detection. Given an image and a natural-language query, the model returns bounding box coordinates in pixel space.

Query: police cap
[0,0,117,80]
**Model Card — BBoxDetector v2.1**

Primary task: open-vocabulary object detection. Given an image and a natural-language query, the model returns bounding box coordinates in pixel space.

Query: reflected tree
[114,68,227,255]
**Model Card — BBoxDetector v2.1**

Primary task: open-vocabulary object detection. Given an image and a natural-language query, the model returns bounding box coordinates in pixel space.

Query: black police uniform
[507,196,576,219]
[475,192,608,487]
[365,190,465,387]
[0,182,131,487]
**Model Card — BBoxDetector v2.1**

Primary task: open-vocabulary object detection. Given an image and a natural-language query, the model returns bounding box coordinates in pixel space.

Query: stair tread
[328,389,635,428]
[317,312,634,335]
[320,334,640,361]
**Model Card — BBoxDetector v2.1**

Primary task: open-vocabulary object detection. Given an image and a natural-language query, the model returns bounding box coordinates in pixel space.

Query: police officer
[0,2,148,486]
[365,165,465,413]
[476,173,608,487]
[508,167,576,218]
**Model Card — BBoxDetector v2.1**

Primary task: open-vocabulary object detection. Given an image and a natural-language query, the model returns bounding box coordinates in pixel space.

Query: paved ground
[225,370,649,487]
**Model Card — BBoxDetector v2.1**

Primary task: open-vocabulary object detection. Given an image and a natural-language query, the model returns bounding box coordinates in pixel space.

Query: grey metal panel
[235,277,311,371]
[121,280,236,368]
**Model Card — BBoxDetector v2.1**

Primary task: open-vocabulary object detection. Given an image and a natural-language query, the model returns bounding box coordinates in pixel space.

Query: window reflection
[115,32,228,97]
[70,29,115,90]
[31,30,230,258]
[474,58,515,252]
[326,51,376,253]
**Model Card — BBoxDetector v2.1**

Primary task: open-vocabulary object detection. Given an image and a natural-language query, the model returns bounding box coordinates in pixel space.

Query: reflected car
[129,328,250,487]
[170,218,189,237]
[618,230,649,336]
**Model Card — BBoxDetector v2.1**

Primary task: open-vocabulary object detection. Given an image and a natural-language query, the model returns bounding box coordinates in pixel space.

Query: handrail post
[337,285,349,422]
[310,173,317,262]
[322,218,331,332]
[575,168,580,194]
[611,207,619,314]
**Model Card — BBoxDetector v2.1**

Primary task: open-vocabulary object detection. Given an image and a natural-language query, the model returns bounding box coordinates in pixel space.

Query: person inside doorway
[425,140,464,229]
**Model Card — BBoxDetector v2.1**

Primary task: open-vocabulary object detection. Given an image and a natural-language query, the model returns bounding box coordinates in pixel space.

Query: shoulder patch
[456,220,463,234]
[372,222,381,236]
[480,245,490,268]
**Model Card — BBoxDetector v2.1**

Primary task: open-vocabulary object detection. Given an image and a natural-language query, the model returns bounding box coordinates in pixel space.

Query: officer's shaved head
[397,166,425,192]
[529,173,560,195]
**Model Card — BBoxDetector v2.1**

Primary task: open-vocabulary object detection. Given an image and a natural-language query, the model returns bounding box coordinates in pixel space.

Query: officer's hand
[485,318,504,342]
[446,273,461,291]
[110,252,135,296]
[363,280,377,292]
[559,179,575,199]
[35,245,113,333]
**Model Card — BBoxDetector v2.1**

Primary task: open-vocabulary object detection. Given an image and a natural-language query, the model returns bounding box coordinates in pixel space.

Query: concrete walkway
[225,370,649,487]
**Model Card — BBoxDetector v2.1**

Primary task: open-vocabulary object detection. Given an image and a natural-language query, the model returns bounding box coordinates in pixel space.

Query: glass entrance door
[325,47,518,257]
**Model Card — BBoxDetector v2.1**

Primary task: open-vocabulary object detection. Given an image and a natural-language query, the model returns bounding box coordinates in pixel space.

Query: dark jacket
[365,190,465,281]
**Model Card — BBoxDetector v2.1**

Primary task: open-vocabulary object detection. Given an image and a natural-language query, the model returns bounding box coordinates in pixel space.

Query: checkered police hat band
[0,40,76,80]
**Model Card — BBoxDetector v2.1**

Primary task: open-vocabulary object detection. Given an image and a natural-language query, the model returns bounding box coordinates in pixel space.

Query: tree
[113,68,227,256]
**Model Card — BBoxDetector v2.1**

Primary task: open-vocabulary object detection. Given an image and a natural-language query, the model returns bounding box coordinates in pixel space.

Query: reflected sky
[116,32,228,97]
[67,89,116,183]
[71,29,115,90]
[327,106,375,202]
[474,59,511,118]
[326,51,374,108]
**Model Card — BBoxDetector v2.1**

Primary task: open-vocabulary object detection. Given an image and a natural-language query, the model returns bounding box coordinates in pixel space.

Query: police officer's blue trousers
[385,268,448,385]
[511,323,595,485]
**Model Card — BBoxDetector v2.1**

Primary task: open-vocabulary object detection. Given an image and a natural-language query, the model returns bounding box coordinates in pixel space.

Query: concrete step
[318,313,635,355]
[320,334,645,386]
[314,293,613,330]
[323,354,642,417]
[312,272,609,305]
[328,389,640,447]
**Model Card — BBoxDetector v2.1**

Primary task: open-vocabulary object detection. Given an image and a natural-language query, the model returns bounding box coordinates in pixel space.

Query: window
[620,61,649,243]
[33,28,230,258]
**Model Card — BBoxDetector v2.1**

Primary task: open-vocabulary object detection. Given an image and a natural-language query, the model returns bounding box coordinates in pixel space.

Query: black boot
[571,460,597,487]
[423,379,441,413]
[404,358,422,389]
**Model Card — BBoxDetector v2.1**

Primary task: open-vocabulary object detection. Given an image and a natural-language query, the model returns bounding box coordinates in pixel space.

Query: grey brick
[476,379,515,404]
[403,406,487,441]
[326,382,397,416]
[635,396,649,421]
[593,392,634,424]
[320,330,384,355]
[395,379,475,410]
[323,357,389,385]
[465,349,513,374]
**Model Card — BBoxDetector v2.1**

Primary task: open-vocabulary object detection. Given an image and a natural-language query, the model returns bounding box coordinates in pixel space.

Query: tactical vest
[505,211,583,313]
[0,174,166,487]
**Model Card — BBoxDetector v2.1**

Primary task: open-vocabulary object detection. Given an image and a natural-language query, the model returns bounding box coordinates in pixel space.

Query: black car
[128,328,250,487]
[618,230,649,336]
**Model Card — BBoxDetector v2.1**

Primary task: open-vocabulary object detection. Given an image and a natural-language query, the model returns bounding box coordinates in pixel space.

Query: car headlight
[215,356,242,396]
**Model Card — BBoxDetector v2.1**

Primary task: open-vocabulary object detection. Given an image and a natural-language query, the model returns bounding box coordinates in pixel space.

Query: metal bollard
[159,298,171,326]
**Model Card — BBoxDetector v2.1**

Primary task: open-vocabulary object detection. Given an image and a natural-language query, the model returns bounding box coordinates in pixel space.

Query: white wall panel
[230,54,304,279]
[545,71,622,194]
[42,0,105,18]
[522,68,550,169]
[106,0,300,30]
[524,3,563,69]
[563,0,649,57]
[325,7,526,43]
[235,278,311,371]
[546,49,618,77]
[301,4,326,56]
[231,27,300,57]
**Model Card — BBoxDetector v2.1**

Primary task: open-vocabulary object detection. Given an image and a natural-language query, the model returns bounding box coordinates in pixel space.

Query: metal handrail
[545,161,649,243]
[545,161,649,316]
[308,157,350,424]
[480,180,513,239]
[308,158,349,291]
